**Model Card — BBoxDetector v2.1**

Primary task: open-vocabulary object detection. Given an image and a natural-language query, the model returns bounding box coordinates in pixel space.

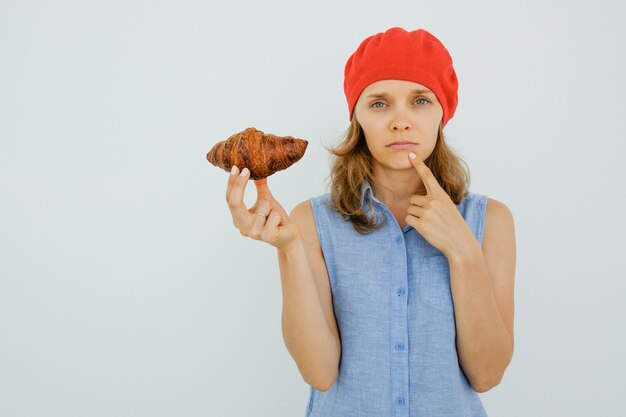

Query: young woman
[225,26,515,417]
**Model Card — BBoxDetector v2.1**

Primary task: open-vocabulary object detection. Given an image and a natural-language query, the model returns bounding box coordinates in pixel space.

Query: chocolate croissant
[206,127,308,180]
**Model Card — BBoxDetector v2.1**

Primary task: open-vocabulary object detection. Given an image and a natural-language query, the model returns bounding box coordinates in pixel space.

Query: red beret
[343,27,459,128]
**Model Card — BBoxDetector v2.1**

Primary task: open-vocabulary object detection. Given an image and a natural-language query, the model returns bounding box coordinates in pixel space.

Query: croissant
[206,127,308,180]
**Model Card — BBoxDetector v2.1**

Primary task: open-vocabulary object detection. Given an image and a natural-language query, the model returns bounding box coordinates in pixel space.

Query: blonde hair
[322,118,471,234]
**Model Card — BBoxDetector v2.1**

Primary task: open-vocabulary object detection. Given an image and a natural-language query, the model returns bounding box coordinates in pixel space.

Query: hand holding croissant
[212,127,307,250]
[226,165,302,251]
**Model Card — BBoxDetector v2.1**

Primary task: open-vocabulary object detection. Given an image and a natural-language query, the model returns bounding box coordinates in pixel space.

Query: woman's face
[354,79,443,171]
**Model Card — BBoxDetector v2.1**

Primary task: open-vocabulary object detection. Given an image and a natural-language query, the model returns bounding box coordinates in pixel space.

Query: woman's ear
[352,109,358,124]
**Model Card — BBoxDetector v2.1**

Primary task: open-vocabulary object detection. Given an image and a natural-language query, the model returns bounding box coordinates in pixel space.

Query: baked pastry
[206,127,308,180]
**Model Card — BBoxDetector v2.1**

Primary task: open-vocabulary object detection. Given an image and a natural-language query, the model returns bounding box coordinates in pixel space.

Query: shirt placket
[390,229,410,416]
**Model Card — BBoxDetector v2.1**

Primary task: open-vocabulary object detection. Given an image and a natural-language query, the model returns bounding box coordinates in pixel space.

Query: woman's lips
[388,143,417,150]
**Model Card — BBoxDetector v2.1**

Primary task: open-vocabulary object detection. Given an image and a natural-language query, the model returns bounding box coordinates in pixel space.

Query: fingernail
[230,166,237,176]
[240,167,249,177]
[409,152,416,159]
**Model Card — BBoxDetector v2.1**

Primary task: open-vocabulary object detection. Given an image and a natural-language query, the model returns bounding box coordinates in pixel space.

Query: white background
[1,0,625,416]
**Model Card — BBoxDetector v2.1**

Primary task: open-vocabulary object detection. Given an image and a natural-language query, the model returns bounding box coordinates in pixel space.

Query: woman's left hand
[405,152,475,258]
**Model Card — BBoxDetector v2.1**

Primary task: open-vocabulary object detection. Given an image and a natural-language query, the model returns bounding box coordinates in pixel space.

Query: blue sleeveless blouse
[305,178,489,417]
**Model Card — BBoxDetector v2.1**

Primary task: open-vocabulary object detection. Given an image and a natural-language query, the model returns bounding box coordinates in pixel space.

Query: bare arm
[224,167,340,391]
[449,198,516,392]
[279,201,341,391]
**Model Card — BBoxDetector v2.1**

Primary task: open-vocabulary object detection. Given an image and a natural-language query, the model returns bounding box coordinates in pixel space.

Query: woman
[225,27,515,417]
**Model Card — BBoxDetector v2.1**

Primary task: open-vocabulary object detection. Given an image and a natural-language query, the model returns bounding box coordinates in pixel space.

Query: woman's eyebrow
[365,89,434,98]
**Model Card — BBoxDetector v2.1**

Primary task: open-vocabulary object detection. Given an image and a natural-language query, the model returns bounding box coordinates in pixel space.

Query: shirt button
[395,342,404,351]
[396,287,405,296]
[394,236,403,244]
[396,396,405,406]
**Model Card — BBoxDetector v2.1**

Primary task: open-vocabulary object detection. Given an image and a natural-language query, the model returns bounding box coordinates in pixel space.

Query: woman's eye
[370,98,429,109]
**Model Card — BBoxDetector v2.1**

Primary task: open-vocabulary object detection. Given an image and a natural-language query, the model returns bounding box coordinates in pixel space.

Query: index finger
[225,165,239,202]
[408,152,440,194]
[226,166,253,222]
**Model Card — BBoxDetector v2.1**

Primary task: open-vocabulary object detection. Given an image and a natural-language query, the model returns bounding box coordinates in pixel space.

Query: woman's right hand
[226,165,302,251]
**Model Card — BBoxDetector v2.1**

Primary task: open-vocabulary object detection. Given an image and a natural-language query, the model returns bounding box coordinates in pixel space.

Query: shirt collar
[360,178,374,208]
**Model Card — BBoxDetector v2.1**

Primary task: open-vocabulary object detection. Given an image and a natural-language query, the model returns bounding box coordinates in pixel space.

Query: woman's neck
[370,168,426,210]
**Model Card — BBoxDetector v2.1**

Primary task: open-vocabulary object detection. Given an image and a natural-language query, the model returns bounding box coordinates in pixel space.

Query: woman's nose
[392,122,411,131]
[391,107,412,131]
[392,116,412,131]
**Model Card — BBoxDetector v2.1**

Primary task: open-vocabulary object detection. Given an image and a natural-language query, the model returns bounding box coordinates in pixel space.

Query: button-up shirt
[305,178,489,417]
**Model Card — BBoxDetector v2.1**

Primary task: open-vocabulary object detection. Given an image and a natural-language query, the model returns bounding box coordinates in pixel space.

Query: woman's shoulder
[309,191,332,207]
[462,191,512,217]
[290,193,332,225]
[289,192,340,242]
[288,198,325,253]
[459,189,488,209]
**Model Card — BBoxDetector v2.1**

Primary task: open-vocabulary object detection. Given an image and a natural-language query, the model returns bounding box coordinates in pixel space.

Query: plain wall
[1,0,625,416]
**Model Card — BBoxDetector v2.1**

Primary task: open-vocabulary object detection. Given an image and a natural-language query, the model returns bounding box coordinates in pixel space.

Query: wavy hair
[322,119,471,234]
